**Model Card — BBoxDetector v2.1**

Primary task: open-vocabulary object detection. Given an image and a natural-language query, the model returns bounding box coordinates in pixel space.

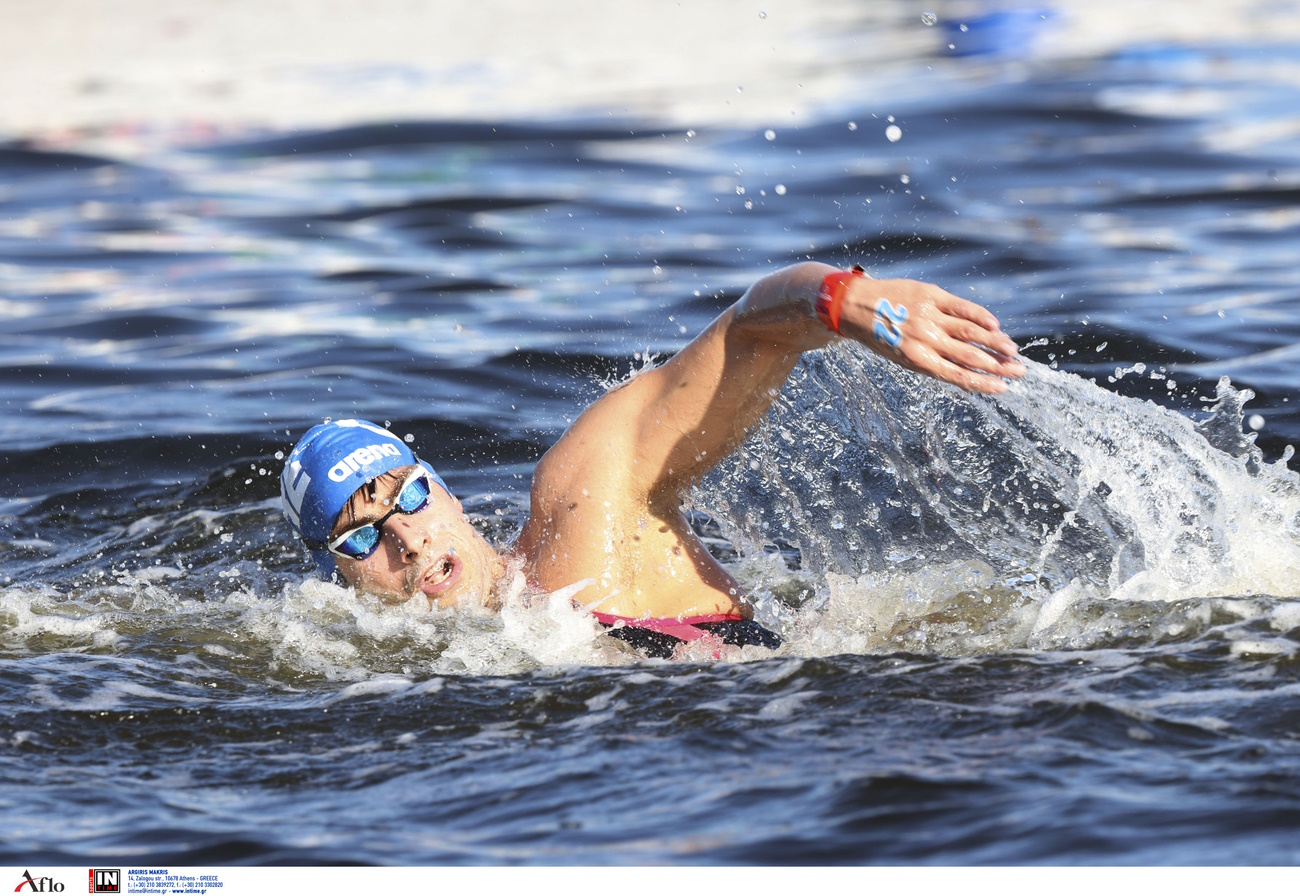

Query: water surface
[3,31,1300,864]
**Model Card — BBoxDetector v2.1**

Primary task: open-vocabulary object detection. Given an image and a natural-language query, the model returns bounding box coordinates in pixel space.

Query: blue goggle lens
[335,526,382,558]
[396,474,433,513]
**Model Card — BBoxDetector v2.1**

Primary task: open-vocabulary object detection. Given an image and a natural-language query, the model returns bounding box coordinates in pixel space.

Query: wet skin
[332,263,1024,617]
[331,468,506,609]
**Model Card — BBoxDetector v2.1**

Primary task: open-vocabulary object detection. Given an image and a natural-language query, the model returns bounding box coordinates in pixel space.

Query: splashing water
[693,345,1300,657]
[6,348,1299,677]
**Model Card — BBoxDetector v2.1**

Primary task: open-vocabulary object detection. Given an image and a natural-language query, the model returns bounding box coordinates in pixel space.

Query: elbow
[777,260,838,284]
[731,261,838,345]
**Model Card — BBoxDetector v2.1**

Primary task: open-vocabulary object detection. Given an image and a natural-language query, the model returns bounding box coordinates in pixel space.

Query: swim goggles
[306,467,436,561]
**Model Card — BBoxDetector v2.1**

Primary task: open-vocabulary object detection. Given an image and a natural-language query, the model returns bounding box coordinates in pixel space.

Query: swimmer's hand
[836,277,1025,394]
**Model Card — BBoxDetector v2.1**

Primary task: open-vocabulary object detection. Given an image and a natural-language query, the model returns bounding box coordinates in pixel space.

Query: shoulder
[534,365,673,498]
[516,372,664,548]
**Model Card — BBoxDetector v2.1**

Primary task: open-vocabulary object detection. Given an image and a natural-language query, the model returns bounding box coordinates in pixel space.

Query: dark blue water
[3,39,1300,864]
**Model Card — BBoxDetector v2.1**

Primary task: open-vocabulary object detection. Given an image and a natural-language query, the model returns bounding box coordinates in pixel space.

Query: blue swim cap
[279,419,449,580]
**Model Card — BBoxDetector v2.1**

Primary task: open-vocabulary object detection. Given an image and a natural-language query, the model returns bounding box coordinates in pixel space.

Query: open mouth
[419,553,461,596]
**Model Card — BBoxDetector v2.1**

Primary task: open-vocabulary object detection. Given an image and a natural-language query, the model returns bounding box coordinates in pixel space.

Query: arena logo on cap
[328,443,402,482]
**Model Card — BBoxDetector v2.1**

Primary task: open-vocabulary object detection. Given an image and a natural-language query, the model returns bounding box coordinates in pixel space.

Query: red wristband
[814,265,867,334]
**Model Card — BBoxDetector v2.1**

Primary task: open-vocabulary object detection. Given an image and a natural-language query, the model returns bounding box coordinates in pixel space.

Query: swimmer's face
[330,465,505,608]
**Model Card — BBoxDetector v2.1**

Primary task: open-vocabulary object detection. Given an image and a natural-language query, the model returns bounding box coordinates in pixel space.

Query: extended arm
[577,263,1023,498]
[526,262,1024,538]
[519,262,1024,615]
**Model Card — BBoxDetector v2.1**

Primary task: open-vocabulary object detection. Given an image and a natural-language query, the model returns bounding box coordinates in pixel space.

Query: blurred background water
[2,0,1300,865]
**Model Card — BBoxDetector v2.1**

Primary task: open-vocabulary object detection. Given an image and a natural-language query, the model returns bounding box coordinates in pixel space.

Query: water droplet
[1217,309,1226,318]
[685,129,695,138]
[921,11,937,25]
[744,199,754,209]
[652,264,663,275]
[885,125,902,142]
[758,10,767,18]
[830,513,845,530]
[848,121,858,131]
[404,433,414,443]
[1096,342,1108,352]
[764,128,776,141]
[900,174,911,184]
[887,115,895,122]
[737,85,744,93]
[960,23,969,32]
[1249,414,1265,431]
[735,185,746,195]
[774,184,787,195]
[274,450,284,460]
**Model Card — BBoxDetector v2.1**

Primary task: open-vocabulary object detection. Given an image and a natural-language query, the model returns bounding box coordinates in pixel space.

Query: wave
[4,356,1299,684]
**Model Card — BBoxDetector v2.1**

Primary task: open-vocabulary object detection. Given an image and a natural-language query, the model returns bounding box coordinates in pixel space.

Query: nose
[384,513,429,560]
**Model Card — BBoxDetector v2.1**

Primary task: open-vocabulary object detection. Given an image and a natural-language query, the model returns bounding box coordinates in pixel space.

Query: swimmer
[280,263,1025,656]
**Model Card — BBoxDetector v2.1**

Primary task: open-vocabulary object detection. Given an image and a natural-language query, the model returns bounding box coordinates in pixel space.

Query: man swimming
[279,263,1025,656]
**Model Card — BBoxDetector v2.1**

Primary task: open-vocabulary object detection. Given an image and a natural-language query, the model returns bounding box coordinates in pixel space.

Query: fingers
[942,318,1025,373]
[941,294,1003,331]
[939,337,1026,380]
[931,291,1016,349]
[902,305,1026,393]
[903,342,1011,394]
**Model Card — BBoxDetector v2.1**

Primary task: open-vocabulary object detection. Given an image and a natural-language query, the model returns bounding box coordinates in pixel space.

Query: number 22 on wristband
[873,300,908,349]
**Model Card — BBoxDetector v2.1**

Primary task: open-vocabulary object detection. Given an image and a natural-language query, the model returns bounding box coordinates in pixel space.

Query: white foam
[756,690,820,719]
[1228,639,1297,659]
[332,675,417,703]
[0,585,114,644]
[1029,579,1091,641]
[1269,602,1300,632]
[29,678,210,712]
[696,352,1300,655]
[11,359,1300,679]
[130,566,187,582]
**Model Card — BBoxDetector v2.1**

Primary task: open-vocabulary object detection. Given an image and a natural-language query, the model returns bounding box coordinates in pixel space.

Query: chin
[435,584,492,610]
[371,587,416,606]
[425,591,463,609]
